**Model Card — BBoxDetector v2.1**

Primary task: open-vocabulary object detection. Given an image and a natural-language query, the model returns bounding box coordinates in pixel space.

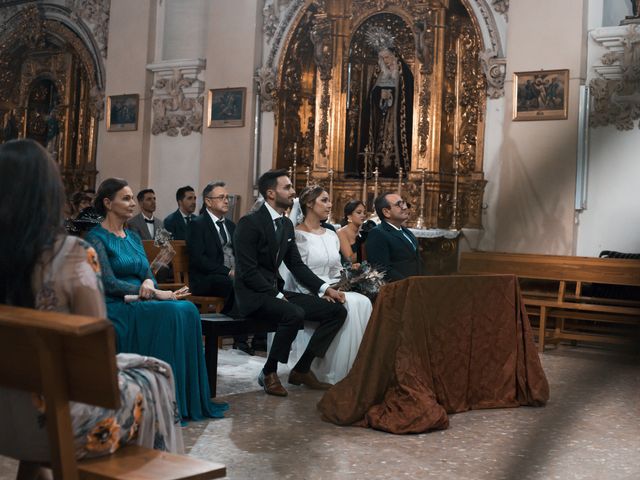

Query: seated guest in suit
[366,192,424,282]
[164,186,197,240]
[0,140,183,476]
[128,188,163,240]
[187,181,235,311]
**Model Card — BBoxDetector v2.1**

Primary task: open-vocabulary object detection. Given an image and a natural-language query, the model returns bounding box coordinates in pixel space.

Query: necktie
[402,230,416,250]
[274,217,284,245]
[185,215,192,224]
[216,219,228,245]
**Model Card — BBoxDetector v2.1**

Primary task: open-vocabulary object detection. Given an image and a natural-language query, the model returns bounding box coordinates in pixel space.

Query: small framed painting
[106,94,139,131]
[207,87,246,127]
[513,69,569,121]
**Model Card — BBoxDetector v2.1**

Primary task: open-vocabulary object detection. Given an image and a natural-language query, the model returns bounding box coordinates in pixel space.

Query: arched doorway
[0,5,103,193]
[274,0,487,229]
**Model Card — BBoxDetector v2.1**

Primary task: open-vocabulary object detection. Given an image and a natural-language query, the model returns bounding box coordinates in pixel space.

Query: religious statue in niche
[345,17,415,178]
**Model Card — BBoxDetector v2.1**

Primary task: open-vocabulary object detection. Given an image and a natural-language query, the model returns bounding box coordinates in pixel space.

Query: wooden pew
[0,304,226,480]
[458,251,640,352]
[142,240,225,314]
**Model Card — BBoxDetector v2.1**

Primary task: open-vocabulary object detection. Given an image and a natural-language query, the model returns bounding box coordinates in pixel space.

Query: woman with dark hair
[86,178,227,421]
[282,186,372,384]
[0,140,182,473]
[337,200,368,264]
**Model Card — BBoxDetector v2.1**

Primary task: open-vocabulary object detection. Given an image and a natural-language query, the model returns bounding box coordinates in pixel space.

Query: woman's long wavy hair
[0,139,65,307]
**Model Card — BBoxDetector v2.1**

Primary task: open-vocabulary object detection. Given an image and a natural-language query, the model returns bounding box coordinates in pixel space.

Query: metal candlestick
[450,153,460,230]
[305,166,311,187]
[292,142,298,189]
[416,168,426,229]
[373,167,380,201]
[361,146,371,206]
[327,168,335,224]
[397,166,403,195]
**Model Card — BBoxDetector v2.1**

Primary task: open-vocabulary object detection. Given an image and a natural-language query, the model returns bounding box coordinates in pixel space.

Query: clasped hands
[322,287,345,304]
[138,279,191,301]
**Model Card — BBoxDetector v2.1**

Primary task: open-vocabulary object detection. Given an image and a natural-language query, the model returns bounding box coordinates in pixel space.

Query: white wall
[575,0,640,256]
[472,0,588,255]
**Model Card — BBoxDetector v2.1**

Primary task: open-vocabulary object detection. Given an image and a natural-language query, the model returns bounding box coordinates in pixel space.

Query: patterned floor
[1,346,639,479]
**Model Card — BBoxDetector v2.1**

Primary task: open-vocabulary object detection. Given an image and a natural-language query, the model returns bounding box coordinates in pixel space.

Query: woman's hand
[138,279,156,300]
[153,289,177,301]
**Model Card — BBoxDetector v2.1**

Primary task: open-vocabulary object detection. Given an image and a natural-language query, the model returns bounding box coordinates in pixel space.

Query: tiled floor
[1,346,639,479]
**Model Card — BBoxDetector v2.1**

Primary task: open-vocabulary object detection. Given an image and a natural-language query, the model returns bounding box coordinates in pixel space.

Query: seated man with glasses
[187,181,236,313]
[365,192,424,282]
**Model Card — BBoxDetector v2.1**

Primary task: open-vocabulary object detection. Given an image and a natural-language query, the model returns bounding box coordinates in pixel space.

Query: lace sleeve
[87,235,140,297]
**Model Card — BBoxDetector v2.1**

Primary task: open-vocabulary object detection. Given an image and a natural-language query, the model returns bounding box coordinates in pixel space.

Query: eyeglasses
[206,195,230,201]
[391,200,407,208]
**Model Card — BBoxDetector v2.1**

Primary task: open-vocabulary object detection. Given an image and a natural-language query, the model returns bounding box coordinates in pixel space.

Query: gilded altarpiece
[274,0,487,229]
[0,6,102,193]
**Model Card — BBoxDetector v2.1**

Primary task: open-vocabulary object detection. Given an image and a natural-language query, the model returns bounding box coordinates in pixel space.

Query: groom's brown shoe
[288,370,332,390]
[258,370,288,397]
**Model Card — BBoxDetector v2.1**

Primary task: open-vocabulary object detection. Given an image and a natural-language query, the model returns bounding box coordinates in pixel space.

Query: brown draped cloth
[318,274,549,434]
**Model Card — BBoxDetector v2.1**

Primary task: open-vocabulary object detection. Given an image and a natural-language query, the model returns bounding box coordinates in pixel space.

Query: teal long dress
[86,226,228,421]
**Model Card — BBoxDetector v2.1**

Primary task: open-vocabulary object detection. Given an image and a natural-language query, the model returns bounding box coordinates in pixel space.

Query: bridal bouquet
[332,261,386,301]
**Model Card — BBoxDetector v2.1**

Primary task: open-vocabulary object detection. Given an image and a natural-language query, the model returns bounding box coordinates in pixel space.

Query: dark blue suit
[164,209,190,240]
[365,221,424,282]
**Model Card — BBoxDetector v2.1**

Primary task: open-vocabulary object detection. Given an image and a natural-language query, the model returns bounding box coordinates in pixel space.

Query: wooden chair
[171,243,225,314]
[142,240,225,314]
[0,304,226,480]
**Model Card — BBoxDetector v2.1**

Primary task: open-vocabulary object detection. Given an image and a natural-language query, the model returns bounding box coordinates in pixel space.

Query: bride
[281,186,373,384]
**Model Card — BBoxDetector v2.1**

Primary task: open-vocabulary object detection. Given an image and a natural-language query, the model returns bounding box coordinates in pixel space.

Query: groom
[233,169,347,396]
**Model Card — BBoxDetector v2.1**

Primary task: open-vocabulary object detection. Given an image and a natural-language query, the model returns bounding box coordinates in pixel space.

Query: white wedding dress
[279,228,373,384]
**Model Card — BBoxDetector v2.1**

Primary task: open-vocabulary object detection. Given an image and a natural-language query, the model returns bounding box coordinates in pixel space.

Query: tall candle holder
[397,166,403,195]
[361,146,371,206]
[305,166,311,187]
[450,153,460,230]
[372,167,380,202]
[327,168,335,224]
[416,168,426,229]
[292,142,298,190]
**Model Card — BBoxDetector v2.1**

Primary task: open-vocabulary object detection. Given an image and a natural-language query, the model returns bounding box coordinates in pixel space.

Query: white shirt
[142,213,155,238]
[263,201,329,298]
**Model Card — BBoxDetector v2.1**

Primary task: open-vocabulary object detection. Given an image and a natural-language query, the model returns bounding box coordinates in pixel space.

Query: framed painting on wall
[207,87,246,127]
[106,94,139,131]
[513,69,569,121]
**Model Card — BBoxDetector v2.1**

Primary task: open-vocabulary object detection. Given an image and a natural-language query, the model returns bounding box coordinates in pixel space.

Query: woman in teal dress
[86,177,227,421]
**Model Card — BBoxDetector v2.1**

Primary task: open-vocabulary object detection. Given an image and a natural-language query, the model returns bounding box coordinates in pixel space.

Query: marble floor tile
[1,346,638,479]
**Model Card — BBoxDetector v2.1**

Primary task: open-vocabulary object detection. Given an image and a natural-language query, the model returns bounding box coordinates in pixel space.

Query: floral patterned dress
[0,235,183,462]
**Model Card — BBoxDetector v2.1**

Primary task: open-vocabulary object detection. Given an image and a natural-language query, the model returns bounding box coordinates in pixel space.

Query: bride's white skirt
[269,291,372,385]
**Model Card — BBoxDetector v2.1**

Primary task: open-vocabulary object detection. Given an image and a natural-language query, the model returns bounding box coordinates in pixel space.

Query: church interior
[1,0,639,479]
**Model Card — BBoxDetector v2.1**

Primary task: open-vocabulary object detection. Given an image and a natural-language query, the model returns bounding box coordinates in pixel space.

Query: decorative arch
[0,4,106,192]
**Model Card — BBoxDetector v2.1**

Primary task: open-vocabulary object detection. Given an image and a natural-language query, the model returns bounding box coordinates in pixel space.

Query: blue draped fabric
[86,226,227,421]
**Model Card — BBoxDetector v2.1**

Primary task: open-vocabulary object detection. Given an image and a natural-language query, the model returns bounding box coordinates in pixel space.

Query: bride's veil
[288,198,304,226]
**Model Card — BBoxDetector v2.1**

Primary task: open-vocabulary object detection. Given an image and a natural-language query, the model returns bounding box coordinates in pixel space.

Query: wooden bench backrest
[0,304,119,479]
[171,241,190,285]
[459,251,640,287]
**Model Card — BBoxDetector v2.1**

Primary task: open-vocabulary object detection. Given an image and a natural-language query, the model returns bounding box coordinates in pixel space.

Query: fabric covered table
[318,274,549,434]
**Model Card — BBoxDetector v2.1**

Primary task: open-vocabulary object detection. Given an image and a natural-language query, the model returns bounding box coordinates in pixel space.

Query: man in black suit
[187,181,235,309]
[234,169,347,396]
[164,186,197,240]
[366,192,424,282]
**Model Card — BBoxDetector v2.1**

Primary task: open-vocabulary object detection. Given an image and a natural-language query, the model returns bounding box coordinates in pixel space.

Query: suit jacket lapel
[383,222,414,253]
[205,213,222,249]
[258,205,279,267]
